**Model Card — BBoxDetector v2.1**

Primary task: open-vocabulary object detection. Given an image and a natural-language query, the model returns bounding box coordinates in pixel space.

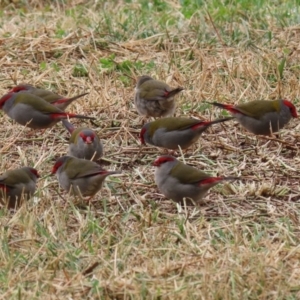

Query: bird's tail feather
[166,87,184,99]
[61,119,75,133]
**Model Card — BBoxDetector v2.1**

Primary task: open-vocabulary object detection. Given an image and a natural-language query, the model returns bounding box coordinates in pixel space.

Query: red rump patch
[212,102,241,114]
[50,113,68,119]
[140,127,146,144]
[220,104,240,114]
[66,113,78,118]
[191,121,210,130]
[199,177,223,185]
[53,98,68,105]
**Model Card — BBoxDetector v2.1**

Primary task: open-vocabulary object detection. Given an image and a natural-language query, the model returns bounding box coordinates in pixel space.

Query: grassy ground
[1,0,300,299]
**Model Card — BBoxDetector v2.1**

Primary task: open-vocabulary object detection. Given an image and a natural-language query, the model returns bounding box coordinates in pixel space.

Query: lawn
[1,0,300,299]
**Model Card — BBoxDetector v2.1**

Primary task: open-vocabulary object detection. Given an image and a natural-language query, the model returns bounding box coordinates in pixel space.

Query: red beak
[85,136,93,144]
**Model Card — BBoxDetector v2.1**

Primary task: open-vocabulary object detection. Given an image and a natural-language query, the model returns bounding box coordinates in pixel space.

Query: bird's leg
[140,117,148,126]
[254,136,259,155]
[164,146,188,157]
[85,195,96,202]
[39,129,47,136]
[163,149,177,156]
[25,128,46,137]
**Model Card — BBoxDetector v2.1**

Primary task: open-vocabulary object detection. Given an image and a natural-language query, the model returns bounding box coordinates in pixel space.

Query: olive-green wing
[139,80,170,100]
[0,169,30,187]
[15,93,63,114]
[69,127,82,143]
[32,89,61,102]
[170,161,211,184]
[236,100,280,119]
[65,159,103,179]
[150,118,201,133]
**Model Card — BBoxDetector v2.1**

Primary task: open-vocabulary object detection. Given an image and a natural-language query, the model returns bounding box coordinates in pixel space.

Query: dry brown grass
[0,0,300,299]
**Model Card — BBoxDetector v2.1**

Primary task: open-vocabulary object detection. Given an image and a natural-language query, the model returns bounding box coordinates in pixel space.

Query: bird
[134,75,183,118]
[206,99,298,135]
[153,155,239,205]
[141,117,233,150]
[0,92,95,129]
[9,83,88,110]
[51,156,121,200]
[0,167,40,209]
[62,119,103,161]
